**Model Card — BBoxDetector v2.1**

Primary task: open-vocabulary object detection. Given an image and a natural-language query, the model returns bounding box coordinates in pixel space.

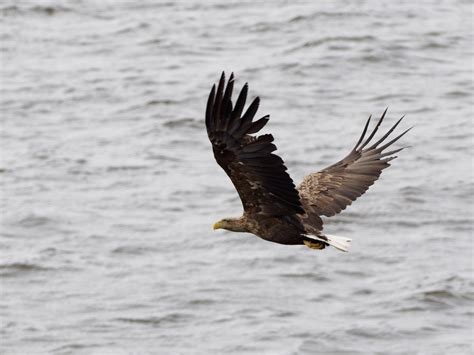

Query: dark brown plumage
[207,72,410,251]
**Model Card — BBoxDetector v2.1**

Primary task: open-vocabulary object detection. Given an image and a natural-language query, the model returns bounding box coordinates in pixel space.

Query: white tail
[305,234,352,252]
[324,234,352,252]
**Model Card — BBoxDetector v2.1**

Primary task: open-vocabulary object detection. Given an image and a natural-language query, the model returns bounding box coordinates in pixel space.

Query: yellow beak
[213,221,222,230]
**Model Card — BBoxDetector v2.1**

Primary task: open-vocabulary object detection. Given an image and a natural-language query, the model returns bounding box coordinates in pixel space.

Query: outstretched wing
[206,72,304,216]
[298,109,410,217]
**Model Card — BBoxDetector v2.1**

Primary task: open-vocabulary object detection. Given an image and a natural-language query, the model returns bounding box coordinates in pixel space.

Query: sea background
[1,1,472,354]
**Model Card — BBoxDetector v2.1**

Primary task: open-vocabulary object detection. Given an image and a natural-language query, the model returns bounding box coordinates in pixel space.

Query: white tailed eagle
[206,72,410,251]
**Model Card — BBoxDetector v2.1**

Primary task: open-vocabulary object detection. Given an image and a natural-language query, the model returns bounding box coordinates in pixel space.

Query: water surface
[1,1,472,354]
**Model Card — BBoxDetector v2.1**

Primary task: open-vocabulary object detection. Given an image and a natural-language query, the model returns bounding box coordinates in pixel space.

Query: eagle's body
[206,73,410,252]
[224,214,310,245]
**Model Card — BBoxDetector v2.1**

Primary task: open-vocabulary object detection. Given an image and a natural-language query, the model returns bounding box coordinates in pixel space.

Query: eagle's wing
[298,109,410,217]
[206,72,304,216]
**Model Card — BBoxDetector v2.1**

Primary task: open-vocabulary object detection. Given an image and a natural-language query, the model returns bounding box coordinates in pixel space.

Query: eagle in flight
[206,72,410,252]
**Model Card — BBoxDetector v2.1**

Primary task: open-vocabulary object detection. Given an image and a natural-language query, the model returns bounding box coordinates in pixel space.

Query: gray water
[1,1,473,354]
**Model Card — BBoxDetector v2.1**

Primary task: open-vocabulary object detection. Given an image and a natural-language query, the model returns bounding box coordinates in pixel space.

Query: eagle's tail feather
[324,234,352,252]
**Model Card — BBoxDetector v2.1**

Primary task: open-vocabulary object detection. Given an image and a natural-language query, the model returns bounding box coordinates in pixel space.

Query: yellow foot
[303,239,326,250]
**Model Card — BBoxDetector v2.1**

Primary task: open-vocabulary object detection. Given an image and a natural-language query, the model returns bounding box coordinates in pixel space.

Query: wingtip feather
[359,109,387,150]
[354,115,371,151]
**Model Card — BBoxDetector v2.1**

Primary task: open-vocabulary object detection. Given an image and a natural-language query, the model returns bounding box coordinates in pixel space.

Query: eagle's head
[213,217,248,233]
